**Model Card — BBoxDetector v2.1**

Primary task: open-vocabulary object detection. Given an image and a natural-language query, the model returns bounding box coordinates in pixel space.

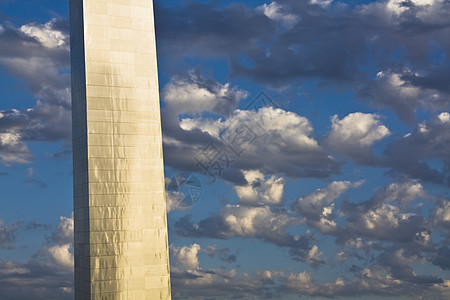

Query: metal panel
[70,0,171,298]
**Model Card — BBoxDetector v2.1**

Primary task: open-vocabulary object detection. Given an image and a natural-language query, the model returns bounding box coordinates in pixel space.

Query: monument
[69,0,171,299]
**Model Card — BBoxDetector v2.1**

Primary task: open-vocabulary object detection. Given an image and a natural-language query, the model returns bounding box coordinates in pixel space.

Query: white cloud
[221,205,295,238]
[53,214,74,245]
[162,70,247,115]
[359,0,449,29]
[285,252,445,297]
[171,243,201,270]
[342,237,377,255]
[381,181,426,205]
[329,113,390,147]
[60,287,73,294]
[386,0,435,15]
[337,181,433,248]
[0,101,71,167]
[345,202,426,244]
[431,279,450,299]
[166,190,186,213]
[360,0,437,19]
[362,204,405,230]
[380,113,450,184]
[257,2,300,28]
[325,112,390,163]
[0,131,20,146]
[0,41,71,165]
[438,112,450,123]
[360,70,448,124]
[0,261,29,275]
[0,57,71,106]
[293,181,362,234]
[47,243,73,271]
[0,131,31,164]
[183,106,319,149]
[415,0,450,24]
[175,204,306,251]
[435,200,450,227]
[179,117,223,137]
[309,0,334,8]
[286,272,316,292]
[44,214,74,271]
[169,242,282,299]
[234,170,284,206]
[161,73,341,181]
[385,0,410,15]
[306,245,325,268]
[0,20,71,167]
[0,259,73,299]
[385,72,420,98]
[20,19,67,49]
[176,106,340,179]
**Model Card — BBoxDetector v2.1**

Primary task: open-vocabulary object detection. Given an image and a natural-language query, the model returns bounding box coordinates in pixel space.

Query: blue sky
[0,0,449,299]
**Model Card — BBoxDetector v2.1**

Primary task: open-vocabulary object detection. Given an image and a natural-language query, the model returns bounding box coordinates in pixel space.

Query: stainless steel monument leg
[70,1,171,299]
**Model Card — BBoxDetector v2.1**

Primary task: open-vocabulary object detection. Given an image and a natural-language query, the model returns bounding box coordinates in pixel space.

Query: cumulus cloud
[438,112,450,123]
[285,258,447,298]
[176,205,298,242]
[359,71,447,124]
[51,214,74,245]
[286,272,317,294]
[256,2,300,29]
[174,204,317,262]
[171,261,281,299]
[380,0,443,20]
[0,130,32,165]
[324,113,390,164]
[309,0,334,8]
[380,181,426,205]
[0,259,72,300]
[157,0,450,122]
[434,198,450,228]
[0,101,70,143]
[169,242,283,299]
[166,190,186,213]
[382,113,450,185]
[20,19,68,49]
[306,245,325,268]
[0,214,74,299]
[377,248,443,284]
[234,170,284,206]
[293,181,363,234]
[47,244,73,271]
[35,214,74,272]
[166,241,410,300]
[171,244,201,270]
[0,19,71,166]
[166,105,341,181]
[348,203,424,242]
[162,70,247,116]
[0,261,30,275]
[341,181,430,246]
[0,20,69,104]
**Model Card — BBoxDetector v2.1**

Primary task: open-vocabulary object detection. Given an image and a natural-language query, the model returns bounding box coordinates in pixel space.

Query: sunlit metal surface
[70,0,171,298]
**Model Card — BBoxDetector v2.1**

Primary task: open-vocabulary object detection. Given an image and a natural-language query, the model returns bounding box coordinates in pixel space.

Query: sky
[0,0,449,299]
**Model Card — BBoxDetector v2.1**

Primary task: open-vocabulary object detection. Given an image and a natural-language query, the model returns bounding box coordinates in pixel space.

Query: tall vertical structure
[69,0,171,299]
